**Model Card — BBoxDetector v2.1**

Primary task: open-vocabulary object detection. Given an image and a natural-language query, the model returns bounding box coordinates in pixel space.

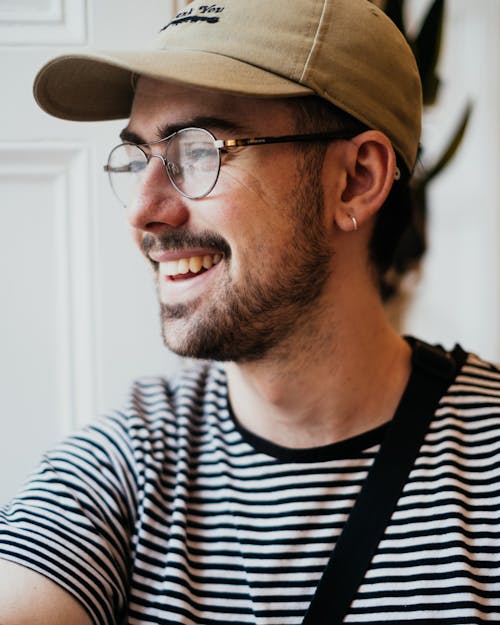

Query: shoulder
[34,360,229,498]
[430,348,500,447]
[127,359,227,415]
[74,357,226,438]
[448,348,500,402]
[77,360,229,467]
[455,350,500,387]
[118,359,228,436]
[0,361,230,624]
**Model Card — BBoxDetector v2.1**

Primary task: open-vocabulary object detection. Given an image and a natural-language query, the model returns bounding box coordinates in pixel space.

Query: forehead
[128,76,296,137]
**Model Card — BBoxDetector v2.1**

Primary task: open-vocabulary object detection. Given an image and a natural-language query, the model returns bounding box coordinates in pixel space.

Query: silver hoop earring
[350,215,358,231]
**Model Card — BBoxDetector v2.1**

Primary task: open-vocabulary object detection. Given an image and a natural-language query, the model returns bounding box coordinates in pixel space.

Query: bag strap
[302,339,465,625]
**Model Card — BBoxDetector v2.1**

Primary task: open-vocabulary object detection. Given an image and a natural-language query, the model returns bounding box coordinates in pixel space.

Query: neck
[225,281,411,449]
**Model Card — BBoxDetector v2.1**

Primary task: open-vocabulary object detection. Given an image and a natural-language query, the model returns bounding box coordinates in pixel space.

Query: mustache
[141,229,231,259]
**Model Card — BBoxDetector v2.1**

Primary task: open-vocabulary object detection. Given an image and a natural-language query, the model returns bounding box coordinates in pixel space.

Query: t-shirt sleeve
[0,412,139,625]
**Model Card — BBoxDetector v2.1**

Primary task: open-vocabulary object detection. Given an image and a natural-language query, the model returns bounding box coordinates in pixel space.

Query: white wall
[0,0,499,503]
[402,0,500,362]
[0,0,185,502]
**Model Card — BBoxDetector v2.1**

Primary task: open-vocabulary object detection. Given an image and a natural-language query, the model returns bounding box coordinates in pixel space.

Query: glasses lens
[166,128,221,199]
[107,143,148,207]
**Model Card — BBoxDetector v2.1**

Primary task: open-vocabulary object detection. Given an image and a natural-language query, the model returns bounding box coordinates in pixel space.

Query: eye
[129,159,148,174]
[186,142,216,160]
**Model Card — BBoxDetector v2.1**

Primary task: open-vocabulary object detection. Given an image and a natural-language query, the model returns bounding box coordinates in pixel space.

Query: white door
[1,0,499,503]
[0,0,186,502]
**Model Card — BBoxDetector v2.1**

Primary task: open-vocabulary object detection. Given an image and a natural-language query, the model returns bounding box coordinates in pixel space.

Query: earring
[350,215,358,231]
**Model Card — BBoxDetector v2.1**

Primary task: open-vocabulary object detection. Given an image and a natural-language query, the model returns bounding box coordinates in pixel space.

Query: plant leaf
[419,102,473,185]
[414,0,445,105]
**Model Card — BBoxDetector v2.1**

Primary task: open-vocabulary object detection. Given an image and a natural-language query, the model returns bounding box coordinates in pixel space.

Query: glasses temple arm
[218,131,358,149]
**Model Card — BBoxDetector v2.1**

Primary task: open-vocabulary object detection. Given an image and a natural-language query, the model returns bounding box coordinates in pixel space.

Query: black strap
[302,340,465,625]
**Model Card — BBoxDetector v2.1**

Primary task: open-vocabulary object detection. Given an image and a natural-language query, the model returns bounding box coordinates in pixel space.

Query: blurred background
[0,0,499,501]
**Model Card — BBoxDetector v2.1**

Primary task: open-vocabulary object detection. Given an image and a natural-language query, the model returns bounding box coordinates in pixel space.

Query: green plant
[376,0,472,297]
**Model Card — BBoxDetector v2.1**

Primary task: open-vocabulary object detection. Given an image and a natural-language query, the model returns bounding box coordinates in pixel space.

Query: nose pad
[127,154,189,231]
[146,154,170,187]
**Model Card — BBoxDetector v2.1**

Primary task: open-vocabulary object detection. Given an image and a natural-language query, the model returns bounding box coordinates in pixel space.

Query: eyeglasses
[104,127,358,206]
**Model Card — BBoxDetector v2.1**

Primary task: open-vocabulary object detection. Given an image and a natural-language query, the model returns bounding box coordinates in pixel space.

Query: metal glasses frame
[104,127,359,203]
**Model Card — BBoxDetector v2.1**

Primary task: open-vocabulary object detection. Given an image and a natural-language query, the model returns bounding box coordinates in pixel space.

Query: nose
[127,155,190,233]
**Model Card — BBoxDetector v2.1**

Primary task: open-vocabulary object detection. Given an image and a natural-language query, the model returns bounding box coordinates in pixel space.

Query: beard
[145,150,333,363]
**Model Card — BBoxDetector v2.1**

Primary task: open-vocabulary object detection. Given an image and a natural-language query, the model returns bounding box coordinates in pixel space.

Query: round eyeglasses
[104,127,358,207]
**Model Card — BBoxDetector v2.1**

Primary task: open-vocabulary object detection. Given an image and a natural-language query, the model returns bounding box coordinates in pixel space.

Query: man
[1,1,499,624]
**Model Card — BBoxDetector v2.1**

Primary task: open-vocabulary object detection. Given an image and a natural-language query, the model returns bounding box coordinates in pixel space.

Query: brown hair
[289,95,414,301]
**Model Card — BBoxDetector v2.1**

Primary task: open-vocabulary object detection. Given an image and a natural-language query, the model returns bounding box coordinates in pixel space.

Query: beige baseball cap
[33,0,422,171]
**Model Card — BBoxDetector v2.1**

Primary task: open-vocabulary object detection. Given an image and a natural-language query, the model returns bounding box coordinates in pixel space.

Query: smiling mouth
[158,253,222,281]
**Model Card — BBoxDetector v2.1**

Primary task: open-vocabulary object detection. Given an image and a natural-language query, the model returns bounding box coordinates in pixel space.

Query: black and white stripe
[1,347,499,624]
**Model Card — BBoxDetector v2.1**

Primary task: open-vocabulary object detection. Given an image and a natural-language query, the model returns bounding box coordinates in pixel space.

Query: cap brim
[34,49,314,121]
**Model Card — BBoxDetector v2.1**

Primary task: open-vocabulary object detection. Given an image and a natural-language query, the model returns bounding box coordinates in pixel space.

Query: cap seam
[300,0,329,83]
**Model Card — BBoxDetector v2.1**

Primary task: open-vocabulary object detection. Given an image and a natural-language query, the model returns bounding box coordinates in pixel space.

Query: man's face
[126,78,337,362]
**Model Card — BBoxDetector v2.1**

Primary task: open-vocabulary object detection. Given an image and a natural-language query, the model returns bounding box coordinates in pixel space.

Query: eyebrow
[119,116,249,144]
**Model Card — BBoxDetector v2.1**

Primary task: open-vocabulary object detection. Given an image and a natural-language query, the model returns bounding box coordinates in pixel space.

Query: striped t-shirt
[1,343,499,624]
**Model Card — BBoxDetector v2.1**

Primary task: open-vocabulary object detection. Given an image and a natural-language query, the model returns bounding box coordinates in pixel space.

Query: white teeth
[202,255,214,269]
[159,254,222,278]
[164,261,178,276]
[189,256,203,273]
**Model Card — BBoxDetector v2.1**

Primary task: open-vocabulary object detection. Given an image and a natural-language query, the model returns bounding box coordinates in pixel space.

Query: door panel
[0,0,183,502]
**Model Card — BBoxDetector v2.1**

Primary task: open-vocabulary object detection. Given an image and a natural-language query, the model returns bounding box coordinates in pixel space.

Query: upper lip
[148,248,223,263]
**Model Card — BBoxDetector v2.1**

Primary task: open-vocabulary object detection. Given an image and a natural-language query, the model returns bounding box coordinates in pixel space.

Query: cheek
[224,201,297,281]
[220,148,301,210]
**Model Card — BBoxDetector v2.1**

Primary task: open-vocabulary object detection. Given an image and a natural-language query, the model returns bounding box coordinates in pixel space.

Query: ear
[326,130,397,233]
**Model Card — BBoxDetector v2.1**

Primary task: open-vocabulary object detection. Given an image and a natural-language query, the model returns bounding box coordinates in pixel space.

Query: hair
[287,95,415,301]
